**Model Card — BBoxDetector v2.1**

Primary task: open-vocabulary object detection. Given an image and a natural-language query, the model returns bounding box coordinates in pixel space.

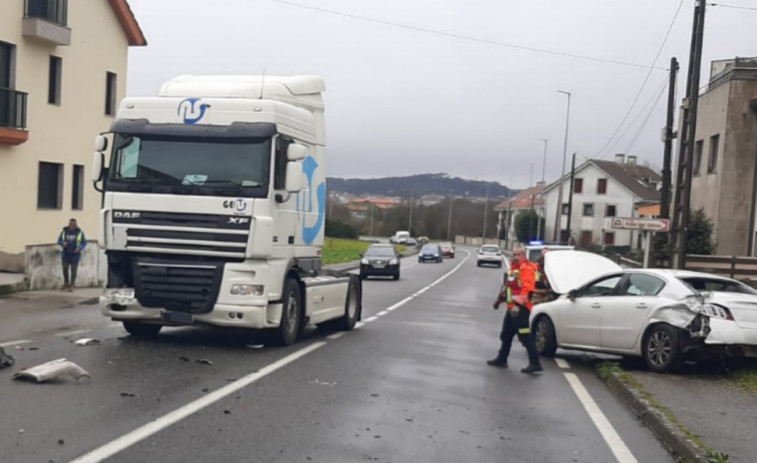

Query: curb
[602,371,708,463]
[0,280,28,296]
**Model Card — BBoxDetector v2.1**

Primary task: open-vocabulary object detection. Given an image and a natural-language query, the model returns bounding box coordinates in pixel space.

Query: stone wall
[25,242,106,290]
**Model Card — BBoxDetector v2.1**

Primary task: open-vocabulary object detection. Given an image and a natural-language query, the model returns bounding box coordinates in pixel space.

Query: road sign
[611,217,670,233]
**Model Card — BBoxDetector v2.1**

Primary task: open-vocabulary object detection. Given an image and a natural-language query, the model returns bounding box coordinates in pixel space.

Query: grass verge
[595,361,730,463]
[727,367,757,394]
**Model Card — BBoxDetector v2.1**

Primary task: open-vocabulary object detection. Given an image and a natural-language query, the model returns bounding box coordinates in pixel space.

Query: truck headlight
[230,284,265,296]
[103,288,135,299]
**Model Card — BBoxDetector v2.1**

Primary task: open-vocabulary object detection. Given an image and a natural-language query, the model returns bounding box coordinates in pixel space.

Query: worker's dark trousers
[62,257,79,286]
[497,306,541,366]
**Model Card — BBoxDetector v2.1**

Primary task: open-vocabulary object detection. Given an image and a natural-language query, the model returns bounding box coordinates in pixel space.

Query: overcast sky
[125,0,757,189]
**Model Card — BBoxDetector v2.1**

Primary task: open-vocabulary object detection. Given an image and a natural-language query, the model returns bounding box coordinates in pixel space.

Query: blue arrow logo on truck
[178,98,209,124]
[301,155,325,245]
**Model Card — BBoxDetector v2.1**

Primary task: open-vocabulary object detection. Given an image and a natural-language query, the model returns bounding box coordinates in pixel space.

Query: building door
[579,230,593,248]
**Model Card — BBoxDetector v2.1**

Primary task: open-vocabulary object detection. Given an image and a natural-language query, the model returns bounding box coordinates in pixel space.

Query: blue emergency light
[528,240,544,246]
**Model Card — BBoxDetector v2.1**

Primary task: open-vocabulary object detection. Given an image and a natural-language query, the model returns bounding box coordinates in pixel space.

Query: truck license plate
[161,311,194,325]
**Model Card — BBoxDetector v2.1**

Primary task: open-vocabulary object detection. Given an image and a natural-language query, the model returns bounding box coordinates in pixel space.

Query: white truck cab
[93,75,361,345]
[390,231,410,244]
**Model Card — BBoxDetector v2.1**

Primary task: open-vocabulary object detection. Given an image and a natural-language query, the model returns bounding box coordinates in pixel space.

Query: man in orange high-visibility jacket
[488,246,543,374]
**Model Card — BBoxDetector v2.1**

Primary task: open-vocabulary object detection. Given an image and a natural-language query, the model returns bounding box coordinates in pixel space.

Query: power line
[623,79,670,153]
[594,0,685,158]
[267,0,667,70]
[709,2,757,11]
[604,74,669,155]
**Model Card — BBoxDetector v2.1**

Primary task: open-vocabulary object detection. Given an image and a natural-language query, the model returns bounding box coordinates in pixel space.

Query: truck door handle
[591,303,601,309]
[636,303,648,309]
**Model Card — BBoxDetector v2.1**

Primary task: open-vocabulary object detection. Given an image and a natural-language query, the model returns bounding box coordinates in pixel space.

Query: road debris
[120,392,136,398]
[12,358,90,383]
[74,338,101,346]
[178,356,189,362]
[308,378,337,386]
[196,359,213,365]
[0,347,15,369]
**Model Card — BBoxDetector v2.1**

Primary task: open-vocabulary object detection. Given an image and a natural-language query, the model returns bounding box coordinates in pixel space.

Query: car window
[365,246,395,257]
[620,274,666,296]
[528,249,541,262]
[481,246,499,253]
[580,276,623,297]
[679,277,757,295]
[422,244,438,251]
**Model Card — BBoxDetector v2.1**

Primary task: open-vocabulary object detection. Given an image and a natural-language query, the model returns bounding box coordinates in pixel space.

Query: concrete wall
[543,163,639,247]
[0,1,130,256]
[25,242,105,290]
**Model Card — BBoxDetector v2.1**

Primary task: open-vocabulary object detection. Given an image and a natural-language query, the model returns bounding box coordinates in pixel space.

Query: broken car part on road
[12,358,90,383]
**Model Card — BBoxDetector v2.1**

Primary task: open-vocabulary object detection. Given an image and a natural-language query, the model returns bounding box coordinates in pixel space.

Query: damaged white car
[530,251,757,372]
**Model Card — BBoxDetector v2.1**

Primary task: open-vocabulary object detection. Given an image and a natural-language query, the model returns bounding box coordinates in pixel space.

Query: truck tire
[274,278,302,346]
[123,321,162,338]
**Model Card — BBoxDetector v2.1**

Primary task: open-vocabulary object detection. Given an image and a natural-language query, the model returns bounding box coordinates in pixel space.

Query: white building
[541,155,661,249]
[0,0,146,271]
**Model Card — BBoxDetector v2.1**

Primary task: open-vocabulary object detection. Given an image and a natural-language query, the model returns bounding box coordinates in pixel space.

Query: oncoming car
[476,245,504,267]
[360,244,401,280]
[439,242,455,258]
[418,243,442,263]
[529,250,757,372]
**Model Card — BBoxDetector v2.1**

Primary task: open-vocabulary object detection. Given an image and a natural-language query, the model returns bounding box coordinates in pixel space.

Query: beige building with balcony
[684,57,757,256]
[0,0,146,271]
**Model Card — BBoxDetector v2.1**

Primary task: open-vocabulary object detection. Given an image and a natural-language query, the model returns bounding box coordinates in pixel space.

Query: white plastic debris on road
[12,358,90,383]
[74,338,101,346]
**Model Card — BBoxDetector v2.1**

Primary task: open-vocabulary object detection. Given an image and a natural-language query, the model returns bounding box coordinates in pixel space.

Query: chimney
[615,153,625,165]
[536,181,546,187]
[627,155,637,166]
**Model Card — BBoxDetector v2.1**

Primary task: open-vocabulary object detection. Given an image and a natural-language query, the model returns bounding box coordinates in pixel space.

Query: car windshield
[440,242,452,248]
[678,277,757,295]
[481,246,499,253]
[107,134,272,197]
[422,244,438,251]
[366,246,396,257]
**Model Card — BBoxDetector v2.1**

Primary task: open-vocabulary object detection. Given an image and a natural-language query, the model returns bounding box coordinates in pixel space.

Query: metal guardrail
[24,0,68,26]
[0,88,28,130]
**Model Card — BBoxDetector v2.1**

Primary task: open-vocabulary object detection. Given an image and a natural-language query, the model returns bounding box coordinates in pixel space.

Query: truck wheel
[123,321,162,338]
[533,316,557,357]
[643,324,682,373]
[275,278,302,346]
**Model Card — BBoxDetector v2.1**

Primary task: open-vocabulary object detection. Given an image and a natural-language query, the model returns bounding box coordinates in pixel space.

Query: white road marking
[0,339,32,348]
[376,311,388,317]
[355,321,365,328]
[364,316,378,323]
[326,332,346,340]
[70,341,327,463]
[554,358,570,369]
[56,329,93,337]
[564,372,638,463]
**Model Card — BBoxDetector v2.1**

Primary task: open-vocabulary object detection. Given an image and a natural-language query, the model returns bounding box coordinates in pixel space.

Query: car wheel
[123,321,162,338]
[643,324,682,373]
[272,278,302,346]
[477,261,481,267]
[534,316,557,357]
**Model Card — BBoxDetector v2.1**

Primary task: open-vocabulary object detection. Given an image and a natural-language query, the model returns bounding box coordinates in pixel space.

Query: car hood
[544,250,622,294]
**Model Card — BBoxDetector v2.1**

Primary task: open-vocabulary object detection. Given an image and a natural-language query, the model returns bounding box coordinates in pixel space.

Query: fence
[681,255,757,280]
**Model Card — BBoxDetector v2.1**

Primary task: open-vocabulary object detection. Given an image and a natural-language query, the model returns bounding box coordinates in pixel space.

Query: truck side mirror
[285,162,303,193]
[94,135,109,152]
[287,143,307,161]
[92,152,105,182]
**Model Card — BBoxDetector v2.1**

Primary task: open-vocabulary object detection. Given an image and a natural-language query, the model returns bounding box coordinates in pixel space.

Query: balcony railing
[0,88,29,130]
[25,0,68,26]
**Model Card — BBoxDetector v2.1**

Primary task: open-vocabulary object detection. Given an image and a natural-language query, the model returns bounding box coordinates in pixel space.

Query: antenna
[259,68,266,99]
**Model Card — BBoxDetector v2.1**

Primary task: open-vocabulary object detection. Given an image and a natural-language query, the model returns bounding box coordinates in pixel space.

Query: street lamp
[553,90,571,243]
[537,138,548,240]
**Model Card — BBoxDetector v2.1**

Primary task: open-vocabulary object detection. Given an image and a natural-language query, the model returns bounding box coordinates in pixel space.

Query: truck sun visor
[110,119,277,139]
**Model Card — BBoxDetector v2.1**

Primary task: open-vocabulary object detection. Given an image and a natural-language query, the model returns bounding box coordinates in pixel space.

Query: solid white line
[70,341,327,463]
[56,329,93,337]
[563,373,638,463]
[0,340,32,348]
[355,321,365,328]
[364,316,378,323]
[327,332,346,340]
[376,311,388,317]
[554,358,570,369]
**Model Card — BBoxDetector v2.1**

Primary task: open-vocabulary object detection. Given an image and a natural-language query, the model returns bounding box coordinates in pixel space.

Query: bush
[325,220,358,239]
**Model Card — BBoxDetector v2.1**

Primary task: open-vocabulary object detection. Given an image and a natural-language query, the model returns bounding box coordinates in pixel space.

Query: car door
[600,273,666,351]
[561,274,624,348]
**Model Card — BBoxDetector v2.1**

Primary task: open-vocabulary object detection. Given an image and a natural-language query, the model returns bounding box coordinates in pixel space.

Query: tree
[514,210,545,243]
[687,208,716,255]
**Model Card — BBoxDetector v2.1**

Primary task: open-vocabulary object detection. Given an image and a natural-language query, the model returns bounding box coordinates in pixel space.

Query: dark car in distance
[360,244,401,280]
[418,243,442,263]
[439,242,455,258]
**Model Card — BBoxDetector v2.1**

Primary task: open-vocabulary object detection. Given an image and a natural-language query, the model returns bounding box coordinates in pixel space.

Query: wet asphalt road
[0,249,673,463]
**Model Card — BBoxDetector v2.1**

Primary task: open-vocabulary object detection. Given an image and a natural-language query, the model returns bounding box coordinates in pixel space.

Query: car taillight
[702,304,735,321]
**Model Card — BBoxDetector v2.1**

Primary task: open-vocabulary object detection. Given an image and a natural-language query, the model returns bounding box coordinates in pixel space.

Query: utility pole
[671,1,707,269]
[505,178,513,248]
[446,194,453,241]
[554,91,571,241]
[537,138,548,240]
[369,204,374,237]
[566,153,577,244]
[408,194,414,235]
[482,184,490,240]
[656,58,679,261]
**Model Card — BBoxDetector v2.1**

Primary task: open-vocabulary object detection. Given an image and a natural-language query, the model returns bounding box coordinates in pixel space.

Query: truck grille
[113,210,250,259]
[133,258,223,314]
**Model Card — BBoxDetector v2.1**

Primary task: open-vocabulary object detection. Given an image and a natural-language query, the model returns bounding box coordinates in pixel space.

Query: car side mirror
[568,289,578,301]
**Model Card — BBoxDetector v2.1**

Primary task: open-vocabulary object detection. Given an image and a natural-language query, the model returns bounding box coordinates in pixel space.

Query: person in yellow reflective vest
[57,218,87,291]
[488,247,543,374]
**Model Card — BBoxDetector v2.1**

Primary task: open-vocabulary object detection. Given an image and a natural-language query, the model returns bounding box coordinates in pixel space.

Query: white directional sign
[611,217,670,233]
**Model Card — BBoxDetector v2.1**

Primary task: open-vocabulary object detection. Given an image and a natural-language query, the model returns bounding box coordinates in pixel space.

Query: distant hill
[327,173,515,199]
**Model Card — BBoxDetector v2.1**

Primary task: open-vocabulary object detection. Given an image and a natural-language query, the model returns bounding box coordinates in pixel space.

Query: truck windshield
[107,134,272,197]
